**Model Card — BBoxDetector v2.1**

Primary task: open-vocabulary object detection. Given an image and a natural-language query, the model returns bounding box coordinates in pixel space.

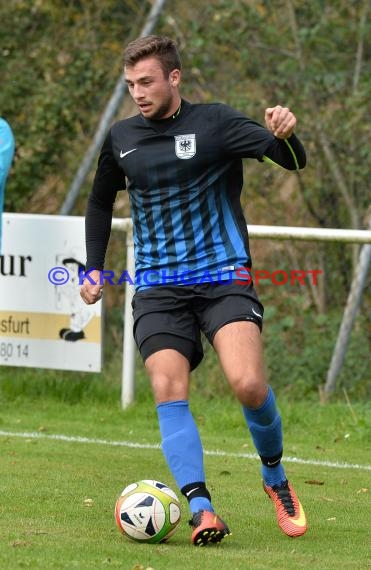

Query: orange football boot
[189,510,231,546]
[263,480,308,537]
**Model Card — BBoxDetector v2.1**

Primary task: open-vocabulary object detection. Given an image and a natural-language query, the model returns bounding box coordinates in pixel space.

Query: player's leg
[144,343,230,545]
[213,320,285,481]
[137,324,211,514]
[145,345,207,499]
[197,283,307,537]
[133,288,230,545]
[213,319,307,537]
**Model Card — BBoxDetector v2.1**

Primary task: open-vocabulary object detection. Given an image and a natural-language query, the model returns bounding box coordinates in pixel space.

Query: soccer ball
[115,479,181,543]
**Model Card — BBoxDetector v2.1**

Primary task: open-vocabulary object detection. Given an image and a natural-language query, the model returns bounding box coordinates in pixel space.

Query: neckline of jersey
[142,99,190,132]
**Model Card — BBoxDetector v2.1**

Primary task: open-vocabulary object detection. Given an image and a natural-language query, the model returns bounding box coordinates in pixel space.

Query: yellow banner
[0,311,101,343]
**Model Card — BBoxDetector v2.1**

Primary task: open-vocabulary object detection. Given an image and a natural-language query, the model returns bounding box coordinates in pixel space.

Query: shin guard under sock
[242,386,286,486]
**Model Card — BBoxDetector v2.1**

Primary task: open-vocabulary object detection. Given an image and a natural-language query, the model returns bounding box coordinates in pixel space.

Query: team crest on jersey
[174,134,196,159]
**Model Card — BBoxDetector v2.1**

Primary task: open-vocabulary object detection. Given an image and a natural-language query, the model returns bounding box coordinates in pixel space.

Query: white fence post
[121,226,136,409]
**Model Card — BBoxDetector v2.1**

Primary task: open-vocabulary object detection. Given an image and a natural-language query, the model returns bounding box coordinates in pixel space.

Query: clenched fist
[80,269,103,305]
[265,105,297,139]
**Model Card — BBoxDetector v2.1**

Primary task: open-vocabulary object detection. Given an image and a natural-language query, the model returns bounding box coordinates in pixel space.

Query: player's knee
[230,374,267,408]
[149,370,188,403]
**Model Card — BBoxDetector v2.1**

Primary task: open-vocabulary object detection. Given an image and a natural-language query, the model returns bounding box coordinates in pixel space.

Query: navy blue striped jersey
[86,100,306,289]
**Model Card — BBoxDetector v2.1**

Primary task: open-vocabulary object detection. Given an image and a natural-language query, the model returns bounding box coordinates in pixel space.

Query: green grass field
[0,394,370,570]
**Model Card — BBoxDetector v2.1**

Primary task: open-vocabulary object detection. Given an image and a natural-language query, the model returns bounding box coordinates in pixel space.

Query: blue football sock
[242,386,287,486]
[261,463,286,487]
[157,400,213,512]
[189,496,214,513]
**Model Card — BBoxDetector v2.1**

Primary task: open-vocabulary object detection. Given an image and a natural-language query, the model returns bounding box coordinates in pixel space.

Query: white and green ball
[115,480,181,543]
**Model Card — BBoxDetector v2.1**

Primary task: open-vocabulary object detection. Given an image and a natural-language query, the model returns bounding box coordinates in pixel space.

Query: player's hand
[265,105,297,139]
[80,269,103,304]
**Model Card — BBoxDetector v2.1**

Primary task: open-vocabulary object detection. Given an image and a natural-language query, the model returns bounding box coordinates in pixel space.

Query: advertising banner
[0,213,102,372]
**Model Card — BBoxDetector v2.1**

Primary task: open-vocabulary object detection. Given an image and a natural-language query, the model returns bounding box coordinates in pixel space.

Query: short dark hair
[123,35,181,76]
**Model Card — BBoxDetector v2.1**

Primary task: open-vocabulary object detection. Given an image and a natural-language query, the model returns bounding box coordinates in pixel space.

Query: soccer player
[81,35,308,545]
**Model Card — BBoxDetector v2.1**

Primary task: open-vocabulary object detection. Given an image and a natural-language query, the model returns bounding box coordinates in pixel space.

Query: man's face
[124,56,181,120]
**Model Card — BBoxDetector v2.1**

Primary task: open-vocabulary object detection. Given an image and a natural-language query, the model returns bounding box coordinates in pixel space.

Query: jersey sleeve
[219,104,275,159]
[262,134,306,170]
[85,130,126,270]
[218,104,306,170]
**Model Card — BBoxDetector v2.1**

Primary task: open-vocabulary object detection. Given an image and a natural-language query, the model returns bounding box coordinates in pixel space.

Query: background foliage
[1,0,370,399]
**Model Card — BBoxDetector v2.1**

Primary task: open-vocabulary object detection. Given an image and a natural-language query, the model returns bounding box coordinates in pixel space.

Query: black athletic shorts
[132,281,264,371]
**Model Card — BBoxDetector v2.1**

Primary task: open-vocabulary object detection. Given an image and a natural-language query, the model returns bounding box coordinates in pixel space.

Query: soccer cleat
[263,480,308,537]
[189,510,231,546]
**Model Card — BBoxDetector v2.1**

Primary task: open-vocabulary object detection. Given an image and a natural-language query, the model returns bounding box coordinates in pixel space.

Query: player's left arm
[262,105,306,170]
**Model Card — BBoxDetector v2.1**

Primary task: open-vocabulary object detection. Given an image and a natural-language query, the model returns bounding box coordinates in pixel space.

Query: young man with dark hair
[81,35,308,546]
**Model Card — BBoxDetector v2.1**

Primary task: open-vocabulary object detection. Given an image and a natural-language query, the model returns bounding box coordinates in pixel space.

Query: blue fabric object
[0,118,15,253]
[245,413,283,458]
[156,400,206,490]
[261,462,286,487]
[242,386,287,486]
[242,385,277,427]
[189,496,214,514]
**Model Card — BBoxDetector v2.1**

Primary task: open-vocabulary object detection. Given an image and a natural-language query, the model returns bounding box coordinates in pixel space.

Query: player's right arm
[80,130,126,305]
